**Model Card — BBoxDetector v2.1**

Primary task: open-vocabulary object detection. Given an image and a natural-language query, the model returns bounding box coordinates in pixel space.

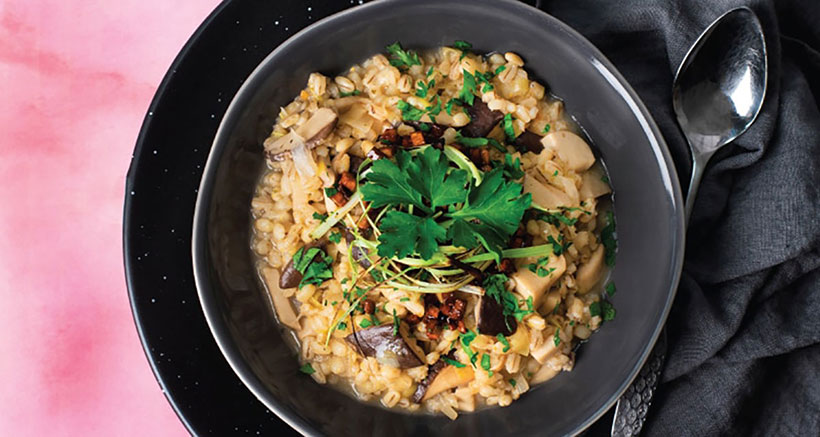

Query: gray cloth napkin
[541,0,820,435]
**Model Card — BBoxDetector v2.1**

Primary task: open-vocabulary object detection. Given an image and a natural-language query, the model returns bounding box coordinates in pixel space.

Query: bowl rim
[191,0,686,435]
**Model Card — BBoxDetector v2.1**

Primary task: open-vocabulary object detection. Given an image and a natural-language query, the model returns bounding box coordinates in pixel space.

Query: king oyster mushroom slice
[412,358,476,403]
[345,324,424,369]
[264,107,339,158]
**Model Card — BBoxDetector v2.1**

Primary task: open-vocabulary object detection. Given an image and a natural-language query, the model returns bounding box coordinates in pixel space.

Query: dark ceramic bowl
[192,0,685,435]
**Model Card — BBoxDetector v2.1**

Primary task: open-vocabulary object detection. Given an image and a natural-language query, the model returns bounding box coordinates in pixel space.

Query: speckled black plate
[124,0,673,435]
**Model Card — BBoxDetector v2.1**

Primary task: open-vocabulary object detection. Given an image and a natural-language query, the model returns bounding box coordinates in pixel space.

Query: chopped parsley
[536,211,578,227]
[497,333,510,352]
[359,318,373,329]
[601,174,610,184]
[399,297,410,302]
[455,132,506,153]
[526,256,555,277]
[442,357,466,368]
[397,100,426,121]
[415,79,436,98]
[337,321,348,330]
[324,187,338,197]
[426,66,434,77]
[445,98,459,116]
[312,212,328,221]
[503,113,516,142]
[460,330,479,367]
[543,124,551,133]
[426,95,442,117]
[475,70,496,93]
[602,301,616,321]
[328,231,342,244]
[453,40,473,59]
[589,301,601,317]
[386,42,420,69]
[601,211,617,266]
[484,274,534,328]
[509,378,517,387]
[546,235,571,255]
[458,69,477,106]
[494,65,507,75]
[553,328,561,346]
[605,281,617,297]
[299,363,315,375]
[291,247,334,289]
[392,308,399,336]
[481,353,493,376]
[418,123,431,132]
[339,89,361,97]
[493,153,525,179]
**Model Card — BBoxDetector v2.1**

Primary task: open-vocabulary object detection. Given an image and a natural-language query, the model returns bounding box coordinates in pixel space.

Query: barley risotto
[249,42,617,419]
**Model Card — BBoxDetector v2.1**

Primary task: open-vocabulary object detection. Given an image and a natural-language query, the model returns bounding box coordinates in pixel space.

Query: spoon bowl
[673,6,767,219]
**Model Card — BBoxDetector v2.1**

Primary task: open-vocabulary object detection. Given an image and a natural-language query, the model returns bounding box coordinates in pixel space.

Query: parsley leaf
[339,89,361,97]
[536,211,578,227]
[481,353,493,376]
[445,98,459,116]
[407,147,468,208]
[542,124,551,133]
[426,66,434,77]
[601,301,616,321]
[312,212,327,221]
[605,281,616,297]
[455,132,506,153]
[553,328,561,346]
[458,69,477,106]
[509,378,517,387]
[392,308,400,336]
[442,357,466,368]
[426,95,442,117]
[453,40,472,60]
[494,65,506,75]
[376,211,447,260]
[503,113,516,142]
[484,274,534,326]
[589,301,601,317]
[397,100,426,121]
[360,151,428,212]
[447,168,531,262]
[460,330,478,367]
[416,79,435,98]
[328,231,342,244]
[299,363,316,375]
[493,154,525,180]
[385,42,420,68]
[324,187,338,197]
[497,333,510,352]
[291,247,333,289]
[601,211,617,266]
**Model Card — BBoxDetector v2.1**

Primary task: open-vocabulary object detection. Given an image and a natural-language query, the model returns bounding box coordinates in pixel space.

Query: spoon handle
[684,150,714,222]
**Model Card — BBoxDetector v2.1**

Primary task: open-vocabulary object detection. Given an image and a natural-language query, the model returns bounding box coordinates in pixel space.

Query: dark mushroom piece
[345,324,424,369]
[412,357,476,403]
[279,242,323,289]
[343,226,372,269]
[461,100,504,138]
[514,131,544,154]
[475,293,517,337]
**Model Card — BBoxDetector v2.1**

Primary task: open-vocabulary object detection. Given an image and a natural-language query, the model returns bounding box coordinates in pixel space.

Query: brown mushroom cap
[514,131,544,153]
[475,294,517,337]
[345,324,424,369]
[461,100,504,138]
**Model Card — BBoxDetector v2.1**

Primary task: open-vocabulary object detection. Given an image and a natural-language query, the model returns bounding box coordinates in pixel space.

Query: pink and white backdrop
[0,1,223,435]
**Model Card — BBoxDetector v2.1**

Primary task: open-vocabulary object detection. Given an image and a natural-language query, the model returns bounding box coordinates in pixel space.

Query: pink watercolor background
[0,1,221,435]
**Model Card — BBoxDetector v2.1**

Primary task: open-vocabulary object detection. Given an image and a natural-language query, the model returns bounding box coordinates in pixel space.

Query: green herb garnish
[359,318,373,329]
[543,124,551,133]
[503,113,516,142]
[339,89,361,97]
[460,330,479,367]
[602,301,616,321]
[299,363,315,375]
[493,154,525,180]
[481,353,493,376]
[337,321,348,330]
[400,297,410,302]
[494,65,507,75]
[328,231,342,244]
[324,187,338,197]
[497,333,510,352]
[484,274,533,327]
[454,132,506,153]
[386,42,421,68]
[416,79,436,98]
[509,378,517,387]
[392,308,400,336]
[553,328,561,346]
[453,40,472,59]
[458,69,477,106]
[312,212,328,221]
[442,357,466,368]
[605,281,616,297]
[426,66,434,77]
[397,100,426,121]
[291,247,334,289]
[589,301,601,317]
[601,211,617,266]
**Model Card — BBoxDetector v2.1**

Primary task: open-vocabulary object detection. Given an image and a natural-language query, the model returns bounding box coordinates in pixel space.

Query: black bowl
[192,0,685,435]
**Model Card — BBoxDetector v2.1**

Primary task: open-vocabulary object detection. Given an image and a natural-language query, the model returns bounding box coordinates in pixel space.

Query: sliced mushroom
[530,334,560,364]
[279,243,324,289]
[540,131,595,172]
[343,227,372,269]
[413,360,475,403]
[296,107,338,148]
[264,108,338,159]
[523,174,573,210]
[261,267,300,330]
[461,100,504,137]
[578,166,612,199]
[511,254,566,308]
[345,324,424,369]
[514,131,544,153]
[575,244,605,294]
[475,294,517,337]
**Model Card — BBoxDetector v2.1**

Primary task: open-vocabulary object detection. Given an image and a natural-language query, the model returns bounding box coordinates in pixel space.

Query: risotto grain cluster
[250,41,616,419]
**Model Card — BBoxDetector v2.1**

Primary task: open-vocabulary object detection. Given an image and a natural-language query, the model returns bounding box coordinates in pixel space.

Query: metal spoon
[611,7,767,436]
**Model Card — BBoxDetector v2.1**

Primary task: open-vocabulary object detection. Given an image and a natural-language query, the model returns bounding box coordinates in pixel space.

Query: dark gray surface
[538,0,820,435]
[191,0,684,436]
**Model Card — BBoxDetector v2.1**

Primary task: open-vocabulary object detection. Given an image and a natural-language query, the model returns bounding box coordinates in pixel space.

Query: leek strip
[462,244,553,263]
[310,191,362,239]
[443,145,482,184]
